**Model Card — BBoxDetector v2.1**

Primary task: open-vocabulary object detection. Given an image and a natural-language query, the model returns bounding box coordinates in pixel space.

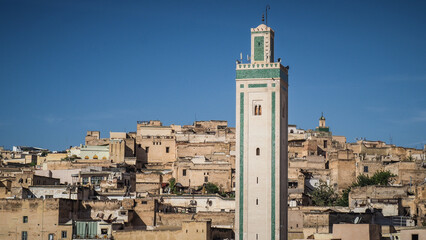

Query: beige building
[173,156,233,192]
[113,220,212,240]
[135,171,163,194]
[329,149,356,192]
[0,198,82,240]
[332,224,381,240]
[349,185,408,216]
[235,23,288,240]
[136,120,177,167]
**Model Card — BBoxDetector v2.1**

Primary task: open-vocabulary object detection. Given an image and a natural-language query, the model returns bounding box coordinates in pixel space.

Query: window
[364,166,369,173]
[91,176,103,185]
[256,148,260,156]
[257,177,258,184]
[166,147,170,153]
[323,140,328,148]
[82,177,89,184]
[183,169,187,176]
[254,105,262,115]
[48,233,54,240]
[101,229,108,235]
[256,198,258,205]
[45,195,53,199]
[412,234,419,240]
[61,231,67,238]
[21,231,27,240]
[204,176,208,183]
[146,147,149,153]
[141,201,147,204]
[23,216,28,223]
[256,234,259,240]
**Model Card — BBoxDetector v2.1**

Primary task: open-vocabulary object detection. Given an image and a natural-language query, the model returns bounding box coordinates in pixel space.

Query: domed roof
[319,113,325,120]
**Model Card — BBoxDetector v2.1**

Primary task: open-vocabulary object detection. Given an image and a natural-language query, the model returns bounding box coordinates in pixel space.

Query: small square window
[364,166,369,173]
[101,229,108,235]
[61,231,67,238]
[23,216,28,223]
[183,169,187,176]
[166,147,170,153]
[204,176,208,183]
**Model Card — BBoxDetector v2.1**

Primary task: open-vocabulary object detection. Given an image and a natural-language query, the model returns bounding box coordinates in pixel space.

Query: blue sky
[1,0,425,151]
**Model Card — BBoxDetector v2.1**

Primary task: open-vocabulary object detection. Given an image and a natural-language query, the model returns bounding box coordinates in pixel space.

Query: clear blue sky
[1,0,425,151]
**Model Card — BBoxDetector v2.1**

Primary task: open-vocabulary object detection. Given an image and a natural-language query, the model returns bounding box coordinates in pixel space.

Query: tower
[235,24,288,240]
[319,113,326,127]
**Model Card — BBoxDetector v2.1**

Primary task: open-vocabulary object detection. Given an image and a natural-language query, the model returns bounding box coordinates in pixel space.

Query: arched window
[254,105,262,116]
[290,130,294,133]
[256,148,260,156]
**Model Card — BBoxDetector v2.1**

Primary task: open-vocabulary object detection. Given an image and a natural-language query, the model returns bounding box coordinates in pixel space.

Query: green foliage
[371,170,396,186]
[29,161,37,167]
[61,155,80,162]
[40,151,49,157]
[353,171,395,187]
[336,187,350,207]
[311,181,338,206]
[168,177,177,194]
[353,174,375,187]
[335,170,396,207]
[204,182,220,194]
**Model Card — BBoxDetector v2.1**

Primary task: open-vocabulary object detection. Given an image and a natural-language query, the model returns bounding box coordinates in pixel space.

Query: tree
[204,182,219,194]
[168,177,177,194]
[371,170,396,186]
[311,181,338,206]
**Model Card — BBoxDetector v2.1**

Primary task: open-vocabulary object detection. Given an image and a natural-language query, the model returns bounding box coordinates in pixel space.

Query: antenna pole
[265,5,270,25]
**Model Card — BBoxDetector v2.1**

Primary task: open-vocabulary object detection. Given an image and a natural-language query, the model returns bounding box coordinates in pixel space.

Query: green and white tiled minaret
[235,23,288,240]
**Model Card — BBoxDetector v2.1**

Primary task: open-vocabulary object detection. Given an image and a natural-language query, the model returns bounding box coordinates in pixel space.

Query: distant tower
[319,112,326,127]
[316,113,330,133]
[235,23,288,240]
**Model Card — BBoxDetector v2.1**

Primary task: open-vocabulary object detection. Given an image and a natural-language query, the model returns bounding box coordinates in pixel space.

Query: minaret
[319,113,326,127]
[235,23,288,240]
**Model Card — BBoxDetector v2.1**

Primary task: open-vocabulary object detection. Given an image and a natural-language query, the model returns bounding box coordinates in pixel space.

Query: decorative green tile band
[271,91,276,240]
[236,68,288,82]
[239,92,244,240]
[248,84,267,88]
